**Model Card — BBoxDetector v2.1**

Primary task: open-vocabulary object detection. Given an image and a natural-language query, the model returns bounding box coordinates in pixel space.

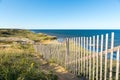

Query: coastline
[0,29,57,44]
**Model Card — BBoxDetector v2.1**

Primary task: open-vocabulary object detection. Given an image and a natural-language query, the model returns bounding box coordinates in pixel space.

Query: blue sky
[0,0,120,29]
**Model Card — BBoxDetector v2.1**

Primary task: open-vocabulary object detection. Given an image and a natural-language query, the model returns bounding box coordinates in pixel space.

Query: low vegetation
[0,43,58,80]
[0,29,58,80]
[0,29,57,43]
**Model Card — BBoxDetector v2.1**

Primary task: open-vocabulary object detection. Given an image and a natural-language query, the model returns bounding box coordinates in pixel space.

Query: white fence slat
[89,37,92,80]
[96,35,99,80]
[76,37,78,75]
[74,37,76,74]
[86,37,88,78]
[84,37,86,76]
[69,38,71,72]
[116,48,119,80]
[92,36,95,80]
[70,38,73,72]
[81,37,83,75]
[71,38,74,73]
[109,32,114,80]
[75,37,78,75]
[70,38,72,71]
[78,37,81,75]
[104,33,108,80]
[66,38,69,69]
[100,34,103,80]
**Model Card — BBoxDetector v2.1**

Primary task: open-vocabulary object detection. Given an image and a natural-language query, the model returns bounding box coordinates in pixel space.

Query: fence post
[92,36,95,80]
[100,34,103,80]
[78,37,81,75]
[104,33,108,80]
[83,37,86,76]
[65,38,69,69]
[96,35,99,80]
[73,37,76,74]
[75,37,78,75]
[69,38,72,72]
[86,37,89,78]
[89,37,92,80]
[109,32,114,80]
[81,37,83,76]
[72,38,74,74]
[115,48,119,80]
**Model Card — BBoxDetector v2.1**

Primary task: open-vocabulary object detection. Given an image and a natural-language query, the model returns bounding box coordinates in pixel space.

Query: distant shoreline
[0,29,57,44]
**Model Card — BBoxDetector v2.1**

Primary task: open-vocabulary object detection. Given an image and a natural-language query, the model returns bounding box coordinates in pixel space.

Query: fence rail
[34,32,120,80]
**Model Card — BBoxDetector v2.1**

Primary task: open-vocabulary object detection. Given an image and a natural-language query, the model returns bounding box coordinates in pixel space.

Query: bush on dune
[0,29,58,80]
[0,29,57,43]
[0,43,58,80]
[0,52,58,80]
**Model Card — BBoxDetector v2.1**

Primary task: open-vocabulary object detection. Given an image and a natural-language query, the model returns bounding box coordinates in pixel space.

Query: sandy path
[34,54,80,80]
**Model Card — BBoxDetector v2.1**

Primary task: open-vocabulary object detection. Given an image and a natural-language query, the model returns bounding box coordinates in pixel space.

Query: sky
[0,0,120,29]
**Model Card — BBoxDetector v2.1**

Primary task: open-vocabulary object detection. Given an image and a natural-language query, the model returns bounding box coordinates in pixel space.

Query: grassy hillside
[0,29,57,43]
[0,29,58,80]
[0,43,58,80]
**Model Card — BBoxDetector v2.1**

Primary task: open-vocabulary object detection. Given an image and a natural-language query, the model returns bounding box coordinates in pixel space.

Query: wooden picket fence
[34,32,120,80]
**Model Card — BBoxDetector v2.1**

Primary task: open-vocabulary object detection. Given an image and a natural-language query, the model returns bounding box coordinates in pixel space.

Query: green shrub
[0,52,58,80]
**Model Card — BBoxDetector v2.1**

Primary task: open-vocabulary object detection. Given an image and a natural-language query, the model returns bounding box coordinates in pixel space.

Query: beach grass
[0,29,57,43]
[0,43,58,80]
[0,29,58,80]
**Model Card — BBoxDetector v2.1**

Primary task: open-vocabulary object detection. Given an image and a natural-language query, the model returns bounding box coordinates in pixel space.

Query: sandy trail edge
[34,54,80,80]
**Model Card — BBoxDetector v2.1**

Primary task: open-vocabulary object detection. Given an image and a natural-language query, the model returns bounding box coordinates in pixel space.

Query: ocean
[31,29,120,47]
[31,29,120,59]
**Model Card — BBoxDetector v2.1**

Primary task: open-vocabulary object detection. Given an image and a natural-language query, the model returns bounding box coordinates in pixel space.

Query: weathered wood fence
[34,32,120,80]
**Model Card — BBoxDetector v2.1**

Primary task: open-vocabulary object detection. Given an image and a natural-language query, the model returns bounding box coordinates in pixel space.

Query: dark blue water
[31,29,120,46]
[31,29,120,60]
[31,29,118,37]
